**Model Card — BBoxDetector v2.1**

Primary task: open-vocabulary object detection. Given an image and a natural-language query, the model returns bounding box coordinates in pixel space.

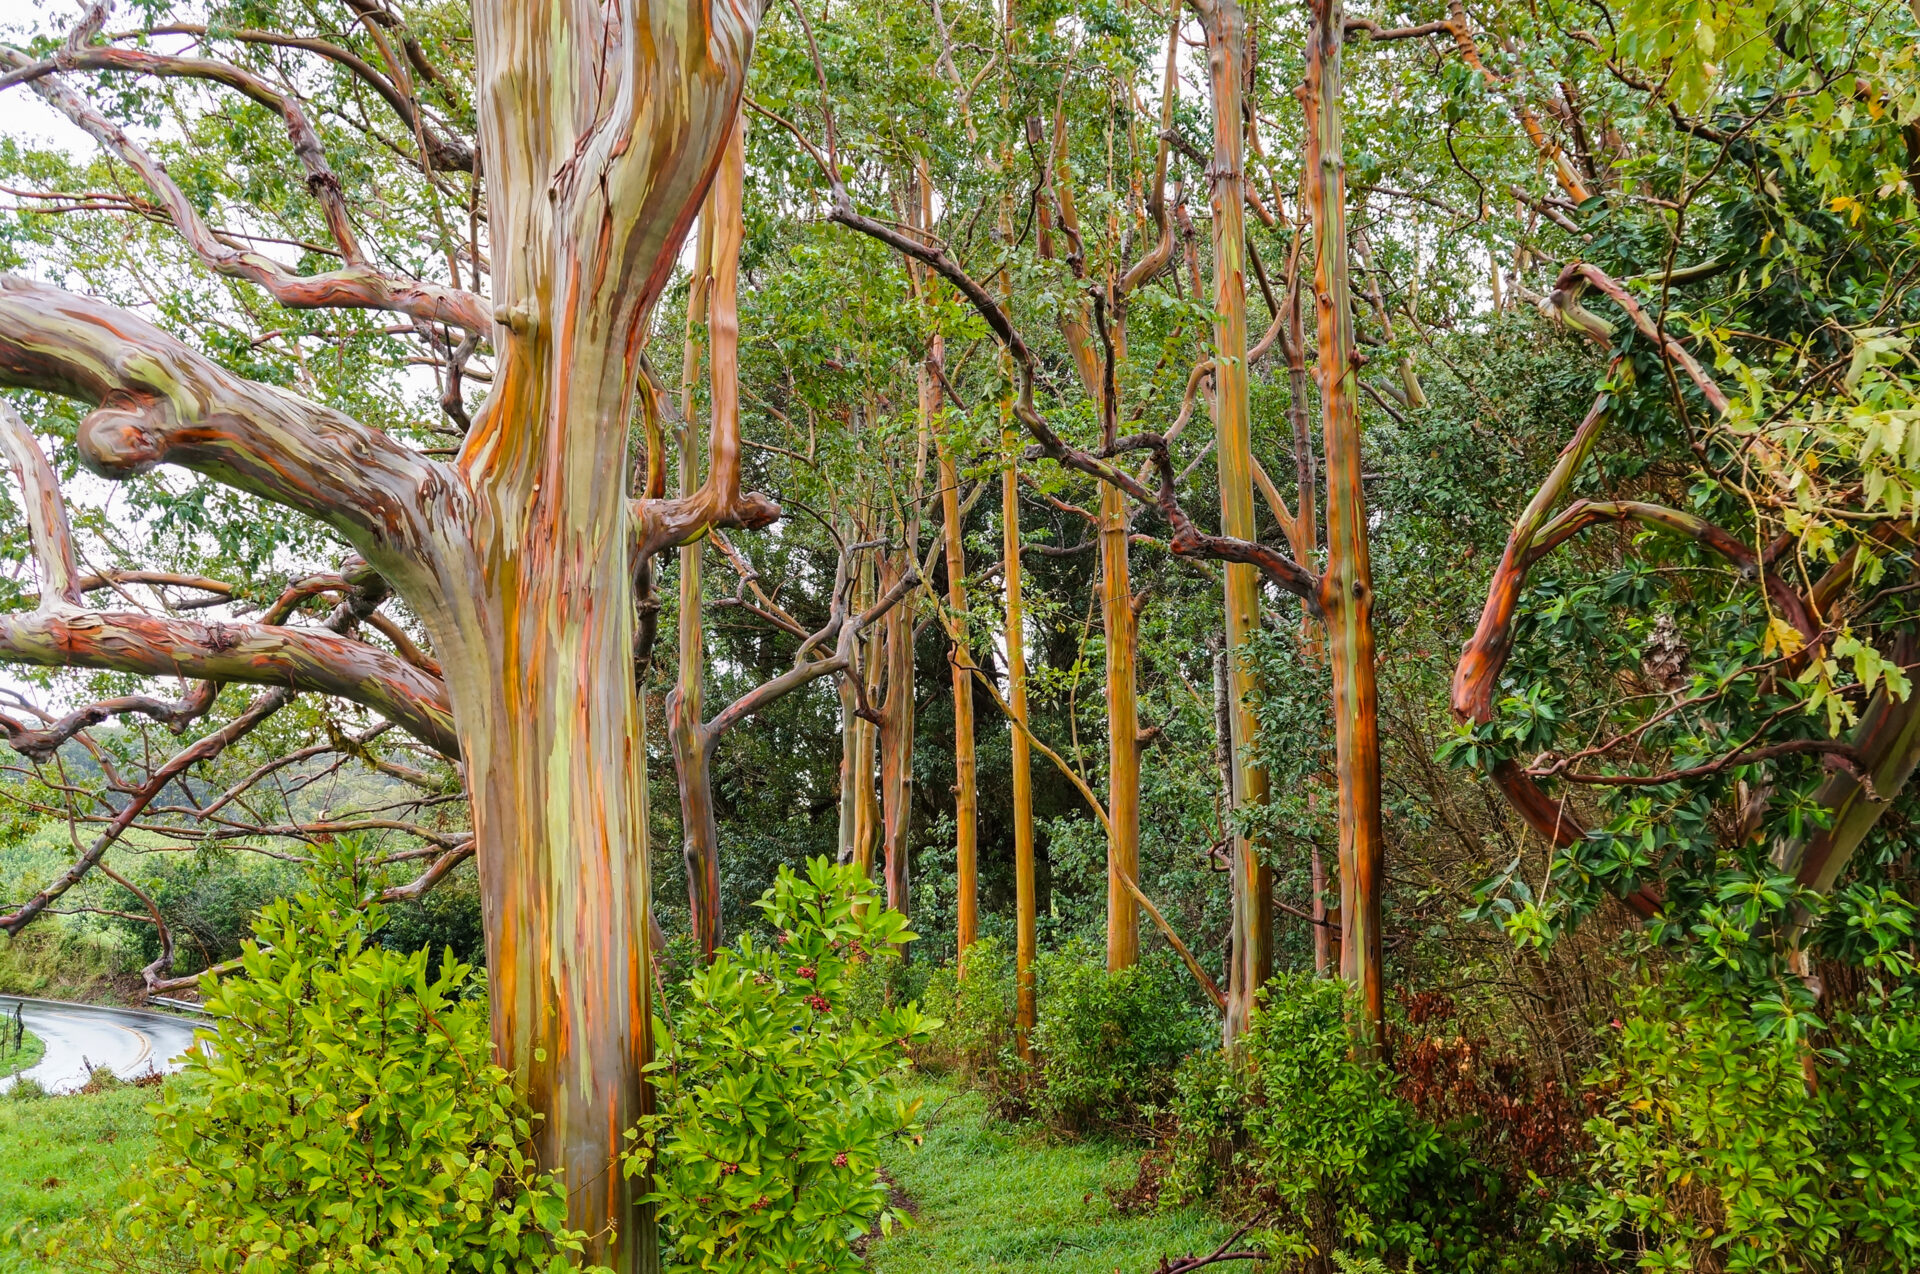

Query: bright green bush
[1162,1046,1253,1205]
[1552,977,1920,1272]
[1164,976,1555,1273]
[627,857,937,1274]
[1239,974,1451,1266]
[81,859,592,1274]
[915,936,1022,1093]
[1029,943,1210,1132]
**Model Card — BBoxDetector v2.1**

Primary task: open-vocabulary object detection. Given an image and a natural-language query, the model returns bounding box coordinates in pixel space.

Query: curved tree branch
[0,608,455,755]
[0,276,454,570]
[0,43,489,332]
[132,24,475,173]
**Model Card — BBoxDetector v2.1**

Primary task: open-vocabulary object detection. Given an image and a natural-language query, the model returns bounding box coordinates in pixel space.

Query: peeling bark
[0,1,774,1265]
[1195,0,1273,1048]
[1305,0,1388,1049]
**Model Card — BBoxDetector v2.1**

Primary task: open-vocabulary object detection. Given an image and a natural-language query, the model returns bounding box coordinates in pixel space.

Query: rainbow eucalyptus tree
[1434,0,1920,1010]
[0,0,778,1263]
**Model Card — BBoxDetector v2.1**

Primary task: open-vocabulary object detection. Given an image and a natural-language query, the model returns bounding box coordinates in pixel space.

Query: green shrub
[0,921,137,1000]
[1240,974,1452,1266]
[915,936,1023,1094]
[375,864,487,967]
[1166,975,1552,1273]
[1162,1047,1254,1205]
[99,852,301,976]
[627,857,937,1274]
[5,1074,46,1101]
[80,857,593,1274]
[1552,976,1920,1272]
[1030,943,1210,1133]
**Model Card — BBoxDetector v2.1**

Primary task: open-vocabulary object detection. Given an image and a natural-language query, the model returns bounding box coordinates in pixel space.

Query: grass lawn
[870,1079,1246,1274]
[0,1030,43,1080]
[0,1084,158,1273]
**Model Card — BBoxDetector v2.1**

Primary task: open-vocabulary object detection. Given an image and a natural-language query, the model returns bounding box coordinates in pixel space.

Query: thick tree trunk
[1304,0,1388,1048]
[450,609,656,1270]
[1199,0,1273,1048]
[455,4,762,1260]
[0,1,770,1268]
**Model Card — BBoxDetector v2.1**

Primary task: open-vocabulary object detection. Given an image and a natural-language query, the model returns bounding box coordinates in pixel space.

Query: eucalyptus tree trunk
[915,179,979,956]
[879,548,916,911]
[1304,0,1387,1047]
[0,3,777,1267]
[1004,435,1038,1050]
[838,661,863,862]
[852,550,883,874]
[1197,0,1273,1047]
[933,356,980,956]
[1100,489,1143,971]
[668,121,743,962]
[1038,117,1142,971]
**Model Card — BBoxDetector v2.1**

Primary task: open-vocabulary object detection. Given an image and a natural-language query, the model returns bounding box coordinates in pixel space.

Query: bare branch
[0,402,79,606]
[137,24,474,172]
[0,608,456,755]
[0,45,489,332]
[0,681,217,761]
[1,686,288,934]
[0,277,453,565]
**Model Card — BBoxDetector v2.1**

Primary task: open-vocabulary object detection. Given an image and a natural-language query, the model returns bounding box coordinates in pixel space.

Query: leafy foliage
[1554,976,1920,1272]
[1028,944,1210,1133]
[627,858,936,1274]
[73,852,593,1274]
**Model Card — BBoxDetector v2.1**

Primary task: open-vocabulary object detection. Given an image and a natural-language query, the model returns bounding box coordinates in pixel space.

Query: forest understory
[0,0,1918,1267]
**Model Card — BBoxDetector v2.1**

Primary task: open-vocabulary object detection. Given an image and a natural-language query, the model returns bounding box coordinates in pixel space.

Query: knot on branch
[76,400,161,478]
[728,492,782,532]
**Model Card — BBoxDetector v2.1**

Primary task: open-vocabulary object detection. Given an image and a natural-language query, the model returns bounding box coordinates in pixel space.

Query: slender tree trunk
[852,550,881,875]
[1102,483,1142,970]
[671,475,718,955]
[1311,843,1331,975]
[668,118,746,962]
[1039,121,1144,973]
[1199,0,1272,1047]
[934,360,979,958]
[1005,435,1037,1052]
[838,629,861,864]
[879,549,915,911]
[1304,0,1387,1048]
[1283,314,1333,979]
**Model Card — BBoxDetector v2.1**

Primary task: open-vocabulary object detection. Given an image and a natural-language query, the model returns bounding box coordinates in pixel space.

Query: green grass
[870,1080,1241,1274]
[0,1031,42,1080]
[0,1084,158,1273]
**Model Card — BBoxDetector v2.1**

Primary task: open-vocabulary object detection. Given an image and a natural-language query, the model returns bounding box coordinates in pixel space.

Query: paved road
[0,995,203,1094]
